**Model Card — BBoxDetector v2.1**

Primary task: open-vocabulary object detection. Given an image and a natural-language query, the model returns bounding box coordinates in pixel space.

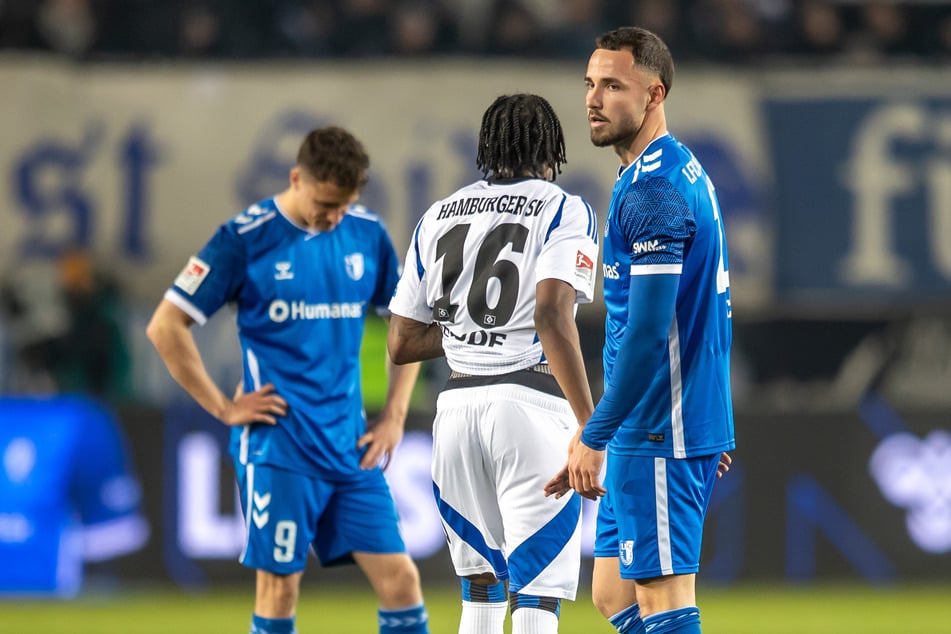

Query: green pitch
[4,583,950,633]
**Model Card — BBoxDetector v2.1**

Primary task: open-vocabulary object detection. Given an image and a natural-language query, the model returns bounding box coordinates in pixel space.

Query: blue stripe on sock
[250,614,296,634]
[433,482,509,579]
[507,493,580,593]
[643,606,700,634]
[378,603,429,634]
[610,603,645,634]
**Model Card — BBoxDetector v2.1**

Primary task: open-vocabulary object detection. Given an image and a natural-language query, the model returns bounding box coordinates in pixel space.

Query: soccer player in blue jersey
[146,126,430,634]
[547,27,735,634]
[388,94,599,634]
[0,395,148,597]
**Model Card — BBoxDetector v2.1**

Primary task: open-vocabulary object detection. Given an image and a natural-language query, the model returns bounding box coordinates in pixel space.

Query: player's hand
[358,414,404,470]
[568,430,607,500]
[220,383,287,426]
[717,451,732,478]
[544,464,571,499]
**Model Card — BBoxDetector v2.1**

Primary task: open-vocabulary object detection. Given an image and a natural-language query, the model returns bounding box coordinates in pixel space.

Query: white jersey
[389,178,599,375]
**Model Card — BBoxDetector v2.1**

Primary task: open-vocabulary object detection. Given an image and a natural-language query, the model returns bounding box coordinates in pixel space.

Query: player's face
[585,48,656,149]
[290,168,359,231]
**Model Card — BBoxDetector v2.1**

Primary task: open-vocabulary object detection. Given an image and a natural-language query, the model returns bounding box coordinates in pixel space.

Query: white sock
[512,607,559,634]
[458,600,507,634]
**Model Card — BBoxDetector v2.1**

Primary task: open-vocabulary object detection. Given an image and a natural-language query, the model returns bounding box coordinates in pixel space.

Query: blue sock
[378,603,430,634]
[250,614,296,634]
[642,606,701,634]
[461,578,506,603]
[610,603,646,634]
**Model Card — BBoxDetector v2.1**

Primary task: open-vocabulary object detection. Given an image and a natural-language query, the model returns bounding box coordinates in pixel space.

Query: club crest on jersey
[620,540,634,567]
[174,256,211,295]
[345,253,365,281]
[274,262,294,280]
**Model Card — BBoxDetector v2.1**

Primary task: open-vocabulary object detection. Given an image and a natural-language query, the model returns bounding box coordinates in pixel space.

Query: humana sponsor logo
[269,300,363,323]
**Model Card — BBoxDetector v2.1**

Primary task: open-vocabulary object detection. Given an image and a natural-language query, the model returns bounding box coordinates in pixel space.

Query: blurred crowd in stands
[1,0,950,64]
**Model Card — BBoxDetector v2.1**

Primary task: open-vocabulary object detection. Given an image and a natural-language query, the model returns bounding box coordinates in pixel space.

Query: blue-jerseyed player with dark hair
[546,27,735,634]
[147,126,430,634]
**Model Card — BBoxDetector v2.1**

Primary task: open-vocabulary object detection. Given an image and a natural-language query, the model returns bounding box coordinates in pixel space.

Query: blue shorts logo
[620,539,634,567]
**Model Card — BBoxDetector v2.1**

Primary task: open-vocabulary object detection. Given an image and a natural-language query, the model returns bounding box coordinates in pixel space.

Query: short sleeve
[535,194,600,304]
[165,224,246,325]
[616,177,696,266]
[388,219,434,323]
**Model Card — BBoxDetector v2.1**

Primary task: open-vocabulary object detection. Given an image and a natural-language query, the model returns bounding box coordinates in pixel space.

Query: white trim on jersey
[240,348,263,465]
[630,264,683,276]
[164,288,209,325]
[668,315,686,459]
[239,463,255,564]
[654,458,674,576]
[346,204,382,222]
[236,211,277,234]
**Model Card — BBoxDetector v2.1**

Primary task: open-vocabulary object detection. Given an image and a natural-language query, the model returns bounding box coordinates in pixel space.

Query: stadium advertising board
[93,402,951,588]
[763,71,951,307]
[0,59,768,313]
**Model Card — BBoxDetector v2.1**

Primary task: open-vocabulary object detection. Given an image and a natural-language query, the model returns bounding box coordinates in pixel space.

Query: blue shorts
[593,453,720,579]
[235,462,407,574]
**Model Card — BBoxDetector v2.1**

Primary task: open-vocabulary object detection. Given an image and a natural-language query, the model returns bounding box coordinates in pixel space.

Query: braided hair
[476,94,567,182]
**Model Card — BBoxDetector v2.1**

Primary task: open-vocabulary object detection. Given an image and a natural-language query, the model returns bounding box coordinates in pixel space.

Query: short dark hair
[595,27,674,97]
[476,94,567,181]
[296,126,369,190]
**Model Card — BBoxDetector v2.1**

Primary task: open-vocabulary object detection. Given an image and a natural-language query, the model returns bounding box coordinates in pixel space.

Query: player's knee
[256,571,300,615]
[463,572,499,585]
[378,559,423,605]
[591,589,617,618]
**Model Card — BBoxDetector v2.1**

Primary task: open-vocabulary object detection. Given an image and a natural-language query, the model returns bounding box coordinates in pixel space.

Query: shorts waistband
[443,364,563,397]
[448,363,553,380]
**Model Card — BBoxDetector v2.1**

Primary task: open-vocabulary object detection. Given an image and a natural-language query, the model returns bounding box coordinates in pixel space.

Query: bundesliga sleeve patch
[173,256,211,295]
[575,250,595,282]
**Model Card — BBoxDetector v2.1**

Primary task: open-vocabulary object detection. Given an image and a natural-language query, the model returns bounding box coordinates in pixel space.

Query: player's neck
[274,189,309,229]
[616,108,667,168]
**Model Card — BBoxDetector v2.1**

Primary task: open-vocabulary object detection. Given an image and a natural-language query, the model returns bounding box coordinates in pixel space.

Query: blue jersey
[165,197,401,478]
[583,134,735,458]
[0,396,147,596]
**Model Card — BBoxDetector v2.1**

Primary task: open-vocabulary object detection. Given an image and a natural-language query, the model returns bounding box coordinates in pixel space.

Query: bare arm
[358,339,423,469]
[387,313,444,365]
[534,279,595,424]
[145,298,285,426]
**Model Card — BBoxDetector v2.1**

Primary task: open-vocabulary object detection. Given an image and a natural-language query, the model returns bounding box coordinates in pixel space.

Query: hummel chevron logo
[252,509,269,529]
[252,491,271,529]
[253,492,271,510]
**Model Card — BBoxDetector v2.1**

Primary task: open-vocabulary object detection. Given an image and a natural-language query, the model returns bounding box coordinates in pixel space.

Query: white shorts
[432,377,582,600]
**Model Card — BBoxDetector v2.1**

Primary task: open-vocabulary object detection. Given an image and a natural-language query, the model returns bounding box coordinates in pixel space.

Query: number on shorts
[273,520,297,563]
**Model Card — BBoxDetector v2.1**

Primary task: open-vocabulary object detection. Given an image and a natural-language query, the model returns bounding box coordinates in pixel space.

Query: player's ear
[289,166,301,189]
[648,82,666,108]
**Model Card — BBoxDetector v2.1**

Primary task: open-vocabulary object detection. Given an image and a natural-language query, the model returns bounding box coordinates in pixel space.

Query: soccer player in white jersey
[387,94,600,634]
[146,127,430,634]
[547,28,735,634]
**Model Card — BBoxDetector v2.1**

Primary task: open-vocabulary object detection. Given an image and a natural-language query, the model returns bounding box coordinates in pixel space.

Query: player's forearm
[535,307,594,424]
[387,315,444,364]
[582,273,679,449]
[380,356,421,424]
[535,279,595,424]
[146,319,231,421]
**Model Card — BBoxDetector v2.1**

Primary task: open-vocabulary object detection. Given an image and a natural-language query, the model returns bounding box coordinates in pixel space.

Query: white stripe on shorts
[655,457,673,575]
[239,462,255,564]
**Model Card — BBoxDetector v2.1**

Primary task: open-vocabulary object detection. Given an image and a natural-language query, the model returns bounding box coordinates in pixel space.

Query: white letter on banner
[926,116,951,281]
[839,103,922,286]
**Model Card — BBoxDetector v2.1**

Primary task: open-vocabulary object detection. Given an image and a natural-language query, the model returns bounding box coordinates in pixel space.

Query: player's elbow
[534,301,570,338]
[386,331,412,365]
